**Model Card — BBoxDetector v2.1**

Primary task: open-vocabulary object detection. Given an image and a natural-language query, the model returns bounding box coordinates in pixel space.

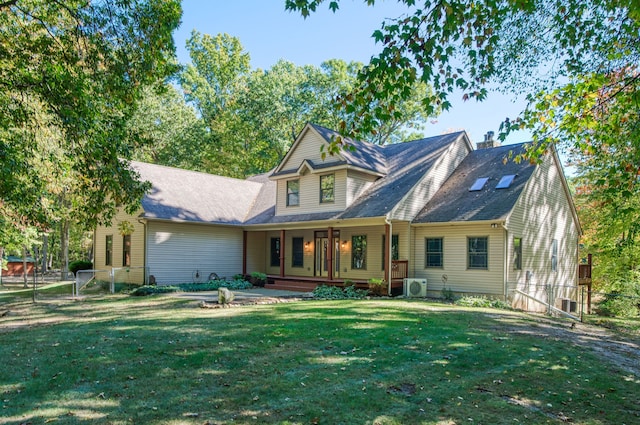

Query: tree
[130,84,208,172]
[0,0,182,233]
[285,1,638,169]
[286,0,640,296]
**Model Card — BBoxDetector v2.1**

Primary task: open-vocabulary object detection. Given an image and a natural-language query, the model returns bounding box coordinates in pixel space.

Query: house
[94,123,581,312]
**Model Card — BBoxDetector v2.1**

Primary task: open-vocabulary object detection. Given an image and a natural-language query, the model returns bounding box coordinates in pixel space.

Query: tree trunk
[41,234,48,273]
[22,245,28,288]
[0,245,4,287]
[60,220,69,280]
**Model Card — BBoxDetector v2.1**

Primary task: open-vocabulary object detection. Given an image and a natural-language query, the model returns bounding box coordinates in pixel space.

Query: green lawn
[0,296,638,424]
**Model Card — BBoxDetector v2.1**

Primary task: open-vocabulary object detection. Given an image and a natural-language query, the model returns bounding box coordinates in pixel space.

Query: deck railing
[391,260,408,281]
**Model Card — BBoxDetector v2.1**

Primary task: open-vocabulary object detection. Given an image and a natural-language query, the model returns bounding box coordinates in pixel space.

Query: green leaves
[0,1,181,233]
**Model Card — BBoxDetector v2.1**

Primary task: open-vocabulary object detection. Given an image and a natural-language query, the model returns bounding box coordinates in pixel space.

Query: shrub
[596,293,639,318]
[130,285,179,296]
[455,296,511,310]
[312,284,368,299]
[368,278,387,296]
[69,260,93,275]
[177,278,252,292]
[441,287,457,302]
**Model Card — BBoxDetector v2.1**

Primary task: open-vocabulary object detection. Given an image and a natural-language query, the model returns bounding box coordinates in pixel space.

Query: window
[122,235,131,266]
[469,177,489,191]
[270,237,280,267]
[425,237,443,268]
[105,235,113,266]
[513,237,522,270]
[496,174,516,189]
[320,174,334,203]
[551,239,558,272]
[287,180,299,206]
[292,237,304,267]
[468,237,488,269]
[351,235,367,269]
[382,234,399,270]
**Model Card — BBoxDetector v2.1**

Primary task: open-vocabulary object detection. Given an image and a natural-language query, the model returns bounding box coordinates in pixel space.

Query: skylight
[469,177,489,191]
[496,174,516,189]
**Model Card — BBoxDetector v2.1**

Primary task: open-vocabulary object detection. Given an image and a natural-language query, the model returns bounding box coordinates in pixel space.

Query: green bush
[455,296,511,310]
[69,260,93,274]
[596,293,639,318]
[441,287,457,302]
[177,278,251,292]
[130,285,179,296]
[312,284,368,299]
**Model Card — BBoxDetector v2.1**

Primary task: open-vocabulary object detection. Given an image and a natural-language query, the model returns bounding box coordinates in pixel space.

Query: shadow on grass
[0,297,638,424]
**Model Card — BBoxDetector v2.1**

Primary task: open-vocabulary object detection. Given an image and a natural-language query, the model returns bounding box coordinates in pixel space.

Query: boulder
[218,287,235,304]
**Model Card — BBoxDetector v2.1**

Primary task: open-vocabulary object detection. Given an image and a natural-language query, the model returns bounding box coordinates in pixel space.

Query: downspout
[385,216,392,295]
[502,223,508,302]
[137,218,148,284]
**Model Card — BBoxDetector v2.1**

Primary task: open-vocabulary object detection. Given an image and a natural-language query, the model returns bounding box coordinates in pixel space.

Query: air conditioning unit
[404,278,427,297]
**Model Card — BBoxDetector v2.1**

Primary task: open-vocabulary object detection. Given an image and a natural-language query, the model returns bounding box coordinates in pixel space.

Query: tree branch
[0,0,18,10]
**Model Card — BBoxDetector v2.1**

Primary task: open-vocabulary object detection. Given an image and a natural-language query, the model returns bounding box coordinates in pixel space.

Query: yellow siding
[246,231,266,274]
[411,224,506,297]
[506,155,580,312]
[391,134,471,221]
[279,128,337,172]
[346,170,377,205]
[276,169,347,216]
[94,208,146,284]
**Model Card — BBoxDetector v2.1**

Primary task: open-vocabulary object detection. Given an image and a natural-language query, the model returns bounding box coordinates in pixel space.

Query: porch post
[327,226,334,281]
[384,223,390,284]
[242,231,247,275]
[280,229,285,277]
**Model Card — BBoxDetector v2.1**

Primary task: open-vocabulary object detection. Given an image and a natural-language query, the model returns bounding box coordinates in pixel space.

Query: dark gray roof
[338,131,465,219]
[132,161,263,225]
[247,131,468,225]
[309,123,388,175]
[413,143,535,223]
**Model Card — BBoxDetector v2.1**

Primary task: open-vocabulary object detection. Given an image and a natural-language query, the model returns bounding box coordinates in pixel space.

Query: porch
[267,260,409,295]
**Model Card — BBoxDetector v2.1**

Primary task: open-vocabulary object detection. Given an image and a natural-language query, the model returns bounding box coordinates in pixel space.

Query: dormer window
[287,179,299,206]
[320,174,334,203]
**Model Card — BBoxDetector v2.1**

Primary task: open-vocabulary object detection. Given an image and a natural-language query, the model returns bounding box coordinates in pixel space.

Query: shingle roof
[309,123,388,175]
[132,161,263,225]
[246,130,468,224]
[413,143,535,223]
[338,131,466,219]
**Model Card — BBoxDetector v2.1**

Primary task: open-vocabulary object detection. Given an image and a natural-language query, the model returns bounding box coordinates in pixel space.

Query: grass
[0,296,639,424]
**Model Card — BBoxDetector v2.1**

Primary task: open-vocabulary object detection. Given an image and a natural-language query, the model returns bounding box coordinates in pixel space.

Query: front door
[314,231,340,278]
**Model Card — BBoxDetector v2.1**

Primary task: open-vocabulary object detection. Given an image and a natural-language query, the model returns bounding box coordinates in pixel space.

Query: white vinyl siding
[146,221,243,285]
[505,155,580,312]
[412,224,505,296]
[391,134,471,221]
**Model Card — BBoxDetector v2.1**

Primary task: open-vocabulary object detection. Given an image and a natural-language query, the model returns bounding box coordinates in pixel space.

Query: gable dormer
[270,123,386,216]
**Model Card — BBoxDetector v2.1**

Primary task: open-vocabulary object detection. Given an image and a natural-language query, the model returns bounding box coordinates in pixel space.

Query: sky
[173,0,531,147]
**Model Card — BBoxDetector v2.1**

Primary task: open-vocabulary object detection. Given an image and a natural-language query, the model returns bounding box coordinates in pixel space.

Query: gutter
[137,217,148,284]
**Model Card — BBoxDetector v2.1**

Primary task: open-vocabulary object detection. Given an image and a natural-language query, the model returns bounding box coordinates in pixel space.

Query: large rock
[218,287,235,304]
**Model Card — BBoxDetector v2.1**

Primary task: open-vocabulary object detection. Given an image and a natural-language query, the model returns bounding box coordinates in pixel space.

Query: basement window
[496,174,516,189]
[469,177,489,191]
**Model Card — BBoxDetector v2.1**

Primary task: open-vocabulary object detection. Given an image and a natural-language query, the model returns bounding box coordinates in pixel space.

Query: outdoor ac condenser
[404,278,427,297]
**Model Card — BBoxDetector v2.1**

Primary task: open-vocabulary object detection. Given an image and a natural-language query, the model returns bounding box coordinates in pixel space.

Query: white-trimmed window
[287,179,299,206]
[468,237,488,269]
[320,174,334,203]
